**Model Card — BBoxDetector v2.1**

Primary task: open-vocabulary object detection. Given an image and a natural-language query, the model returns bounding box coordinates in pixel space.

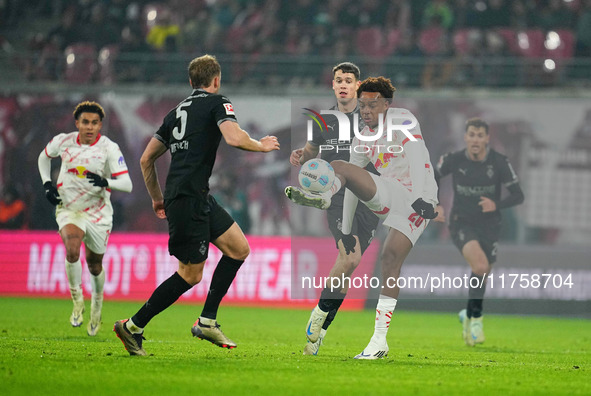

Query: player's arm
[140,137,168,218]
[402,125,438,219]
[290,142,319,166]
[85,144,133,192]
[219,120,280,152]
[38,141,62,206]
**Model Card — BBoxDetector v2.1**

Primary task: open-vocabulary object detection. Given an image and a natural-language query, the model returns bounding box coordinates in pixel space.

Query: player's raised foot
[303,329,326,356]
[113,319,146,356]
[470,316,485,345]
[87,294,103,336]
[305,305,329,343]
[285,186,331,210]
[459,309,473,346]
[69,289,85,327]
[191,318,237,349]
[354,338,389,360]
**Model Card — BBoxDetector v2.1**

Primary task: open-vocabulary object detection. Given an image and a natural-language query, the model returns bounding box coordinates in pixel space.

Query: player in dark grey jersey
[435,118,524,346]
[114,54,280,356]
[289,62,379,355]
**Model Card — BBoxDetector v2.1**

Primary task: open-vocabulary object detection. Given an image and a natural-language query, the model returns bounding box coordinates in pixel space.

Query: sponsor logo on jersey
[66,166,88,178]
[118,156,126,166]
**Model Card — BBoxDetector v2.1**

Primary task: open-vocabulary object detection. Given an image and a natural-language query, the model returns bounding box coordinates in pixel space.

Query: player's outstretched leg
[285,186,331,210]
[191,318,237,349]
[113,319,146,356]
[303,328,326,356]
[70,287,85,327]
[305,305,329,343]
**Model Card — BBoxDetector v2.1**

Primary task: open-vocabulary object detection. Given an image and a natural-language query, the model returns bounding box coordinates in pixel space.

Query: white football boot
[87,293,103,336]
[285,186,331,210]
[354,337,389,360]
[70,288,85,327]
[303,328,326,355]
[469,316,485,345]
[459,309,472,346]
[305,305,329,343]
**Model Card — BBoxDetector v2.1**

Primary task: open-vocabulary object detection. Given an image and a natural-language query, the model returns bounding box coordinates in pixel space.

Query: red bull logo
[66,166,88,178]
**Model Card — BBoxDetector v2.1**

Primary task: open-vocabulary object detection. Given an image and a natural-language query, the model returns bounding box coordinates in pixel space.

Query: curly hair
[73,101,105,120]
[357,76,397,101]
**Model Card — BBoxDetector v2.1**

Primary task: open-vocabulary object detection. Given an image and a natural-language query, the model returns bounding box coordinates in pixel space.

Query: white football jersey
[350,107,438,202]
[43,132,129,224]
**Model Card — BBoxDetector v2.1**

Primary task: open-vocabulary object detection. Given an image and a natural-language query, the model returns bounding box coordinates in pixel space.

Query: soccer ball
[298,159,335,193]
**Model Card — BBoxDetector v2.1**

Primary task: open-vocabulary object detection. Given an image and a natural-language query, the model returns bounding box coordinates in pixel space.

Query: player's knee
[473,260,489,276]
[65,249,81,263]
[340,253,362,273]
[86,261,102,276]
[231,243,250,261]
[380,249,403,271]
[330,160,347,174]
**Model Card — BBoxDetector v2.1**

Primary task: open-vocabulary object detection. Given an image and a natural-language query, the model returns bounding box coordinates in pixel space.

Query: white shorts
[56,207,112,254]
[362,173,434,246]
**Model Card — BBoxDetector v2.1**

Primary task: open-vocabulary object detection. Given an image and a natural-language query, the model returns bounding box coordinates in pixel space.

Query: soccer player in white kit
[287,77,443,359]
[37,101,132,336]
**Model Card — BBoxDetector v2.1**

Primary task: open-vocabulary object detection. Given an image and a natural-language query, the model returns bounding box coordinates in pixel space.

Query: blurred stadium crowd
[0,0,589,87]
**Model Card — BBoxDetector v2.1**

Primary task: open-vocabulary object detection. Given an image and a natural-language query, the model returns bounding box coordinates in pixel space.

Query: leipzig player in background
[37,101,132,336]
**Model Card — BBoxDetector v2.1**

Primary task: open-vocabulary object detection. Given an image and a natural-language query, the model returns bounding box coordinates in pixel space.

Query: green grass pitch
[0,297,589,395]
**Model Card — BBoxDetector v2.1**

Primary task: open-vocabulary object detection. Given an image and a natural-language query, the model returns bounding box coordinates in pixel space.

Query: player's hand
[433,205,446,223]
[260,135,280,152]
[412,198,438,220]
[290,148,303,166]
[43,181,61,206]
[339,234,357,255]
[478,196,496,213]
[86,171,109,188]
[153,200,166,219]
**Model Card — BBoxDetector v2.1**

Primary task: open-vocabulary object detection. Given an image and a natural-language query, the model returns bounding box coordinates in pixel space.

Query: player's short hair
[465,118,489,134]
[189,54,221,88]
[332,62,361,81]
[73,101,105,120]
[357,76,397,102]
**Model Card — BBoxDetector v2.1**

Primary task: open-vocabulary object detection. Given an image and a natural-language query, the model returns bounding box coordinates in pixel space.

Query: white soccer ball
[298,159,335,193]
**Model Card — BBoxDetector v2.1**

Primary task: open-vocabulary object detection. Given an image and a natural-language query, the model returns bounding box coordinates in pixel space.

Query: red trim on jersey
[111,170,128,177]
[373,207,390,215]
[44,147,58,158]
[56,183,63,188]
[401,135,423,146]
[425,164,430,168]
[76,133,101,146]
[106,188,111,193]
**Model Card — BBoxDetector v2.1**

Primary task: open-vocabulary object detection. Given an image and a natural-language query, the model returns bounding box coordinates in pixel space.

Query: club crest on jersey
[486,165,494,178]
[223,103,235,115]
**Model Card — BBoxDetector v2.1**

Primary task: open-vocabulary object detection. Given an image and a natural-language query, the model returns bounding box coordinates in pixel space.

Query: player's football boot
[469,316,485,345]
[114,319,147,356]
[87,293,103,336]
[354,337,389,360]
[69,288,85,327]
[285,186,331,210]
[305,305,329,343]
[459,309,473,346]
[303,329,326,356]
[191,318,237,349]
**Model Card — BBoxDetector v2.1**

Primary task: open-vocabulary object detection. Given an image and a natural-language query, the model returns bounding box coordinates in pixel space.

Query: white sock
[329,176,342,196]
[372,295,397,341]
[65,259,82,298]
[126,318,143,334]
[90,269,105,295]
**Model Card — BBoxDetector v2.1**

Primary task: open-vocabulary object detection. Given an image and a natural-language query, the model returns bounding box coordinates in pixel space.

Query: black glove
[86,171,109,188]
[339,234,357,255]
[412,198,437,220]
[43,181,61,206]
